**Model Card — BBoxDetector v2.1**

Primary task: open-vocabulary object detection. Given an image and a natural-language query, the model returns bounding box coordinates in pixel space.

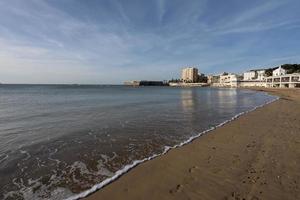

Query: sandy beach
[85,88,300,200]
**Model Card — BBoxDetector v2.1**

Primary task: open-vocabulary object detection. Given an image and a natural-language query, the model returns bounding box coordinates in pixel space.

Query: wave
[66,93,279,200]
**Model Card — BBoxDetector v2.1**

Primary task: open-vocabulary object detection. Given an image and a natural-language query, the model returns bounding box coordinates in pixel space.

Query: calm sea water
[0,85,276,200]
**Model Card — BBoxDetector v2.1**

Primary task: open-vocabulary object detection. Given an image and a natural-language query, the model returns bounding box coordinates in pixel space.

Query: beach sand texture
[85,88,300,200]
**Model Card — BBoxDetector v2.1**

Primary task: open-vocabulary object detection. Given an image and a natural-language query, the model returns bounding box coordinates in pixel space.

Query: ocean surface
[0,85,277,200]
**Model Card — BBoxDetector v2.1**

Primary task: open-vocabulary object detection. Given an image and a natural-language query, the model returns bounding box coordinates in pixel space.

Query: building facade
[207,75,220,84]
[219,73,241,87]
[272,66,286,76]
[266,73,300,88]
[243,71,256,80]
[181,67,198,83]
[257,70,266,81]
[243,69,266,81]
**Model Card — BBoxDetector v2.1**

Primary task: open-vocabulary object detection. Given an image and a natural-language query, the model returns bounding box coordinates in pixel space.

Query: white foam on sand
[66,94,279,200]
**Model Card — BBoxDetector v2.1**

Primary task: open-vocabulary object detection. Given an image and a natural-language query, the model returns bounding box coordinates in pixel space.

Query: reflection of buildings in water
[180,89,198,113]
[215,88,238,114]
[180,88,200,131]
[239,94,252,107]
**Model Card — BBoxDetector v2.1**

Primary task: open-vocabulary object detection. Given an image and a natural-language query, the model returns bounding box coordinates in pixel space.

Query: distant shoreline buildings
[181,67,199,83]
[124,64,300,88]
[171,65,300,88]
[266,66,300,88]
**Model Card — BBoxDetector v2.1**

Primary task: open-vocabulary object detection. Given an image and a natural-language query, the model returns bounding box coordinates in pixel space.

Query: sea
[0,85,277,200]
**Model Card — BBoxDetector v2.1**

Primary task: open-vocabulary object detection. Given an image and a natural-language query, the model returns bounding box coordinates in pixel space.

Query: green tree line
[265,64,300,76]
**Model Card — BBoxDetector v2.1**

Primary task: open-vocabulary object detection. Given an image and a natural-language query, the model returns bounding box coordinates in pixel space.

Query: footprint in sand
[207,155,212,163]
[169,184,183,194]
[188,166,199,173]
[223,191,244,200]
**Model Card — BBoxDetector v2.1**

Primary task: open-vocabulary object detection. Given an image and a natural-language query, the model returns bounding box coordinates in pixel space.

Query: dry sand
[85,88,300,200]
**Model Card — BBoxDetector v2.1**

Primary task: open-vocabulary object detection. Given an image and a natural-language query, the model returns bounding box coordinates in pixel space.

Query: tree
[281,64,300,74]
[264,64,300,77]
[265,68,274,77]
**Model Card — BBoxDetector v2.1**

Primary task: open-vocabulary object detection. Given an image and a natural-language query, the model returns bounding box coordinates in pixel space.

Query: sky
[0,0,300,84]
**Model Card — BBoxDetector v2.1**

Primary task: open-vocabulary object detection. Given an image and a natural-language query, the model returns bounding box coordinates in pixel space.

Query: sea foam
[66,93,279,200]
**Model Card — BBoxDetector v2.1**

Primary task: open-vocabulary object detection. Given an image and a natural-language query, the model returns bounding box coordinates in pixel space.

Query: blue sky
[0,0,300,84]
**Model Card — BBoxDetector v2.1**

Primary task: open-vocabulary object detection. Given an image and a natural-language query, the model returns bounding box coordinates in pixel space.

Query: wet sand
[85,88,300,200]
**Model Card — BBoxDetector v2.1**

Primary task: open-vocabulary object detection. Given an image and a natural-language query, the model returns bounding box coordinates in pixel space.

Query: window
[292,76,299,82]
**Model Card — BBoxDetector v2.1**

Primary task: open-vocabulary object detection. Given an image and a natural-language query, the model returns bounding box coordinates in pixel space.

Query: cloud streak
[0,0,299,84]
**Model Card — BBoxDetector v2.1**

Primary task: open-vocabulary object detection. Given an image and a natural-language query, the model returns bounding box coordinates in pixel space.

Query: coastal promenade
[85,88,300,200]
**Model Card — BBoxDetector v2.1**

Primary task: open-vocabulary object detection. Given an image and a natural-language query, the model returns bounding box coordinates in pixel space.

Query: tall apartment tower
[181,67,198,82]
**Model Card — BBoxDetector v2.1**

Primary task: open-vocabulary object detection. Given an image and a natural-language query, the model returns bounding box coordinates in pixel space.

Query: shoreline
[82,88,300,200]
[66,88,277,200]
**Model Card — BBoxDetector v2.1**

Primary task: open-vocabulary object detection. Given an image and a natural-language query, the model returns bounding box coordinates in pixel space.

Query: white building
[266,73,300,88]
[243,71,256,80]
[219,73,241,87]
[257,70,266,81]
[272,66,287,76]
[243,69,266,81]
[240,69,266,87]
[207,75,220,84]
[181,67,198,83]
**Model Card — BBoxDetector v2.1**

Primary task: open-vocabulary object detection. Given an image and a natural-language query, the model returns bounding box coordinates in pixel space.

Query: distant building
[257,70,266,81]
[243,71,256,81]
[272,66,287,76]
[124,80,140,86]
[181,67,198,83]
[207,75,220,84]
[219,73,242,87]
[243,69,266,81]
[266,73,300,88]
[265,66,300,88]
[240,69,267,87]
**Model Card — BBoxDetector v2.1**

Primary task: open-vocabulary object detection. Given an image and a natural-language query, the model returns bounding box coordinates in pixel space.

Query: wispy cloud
[215,20,299,35]
[0,0,299,83]
[208,0,297,35]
